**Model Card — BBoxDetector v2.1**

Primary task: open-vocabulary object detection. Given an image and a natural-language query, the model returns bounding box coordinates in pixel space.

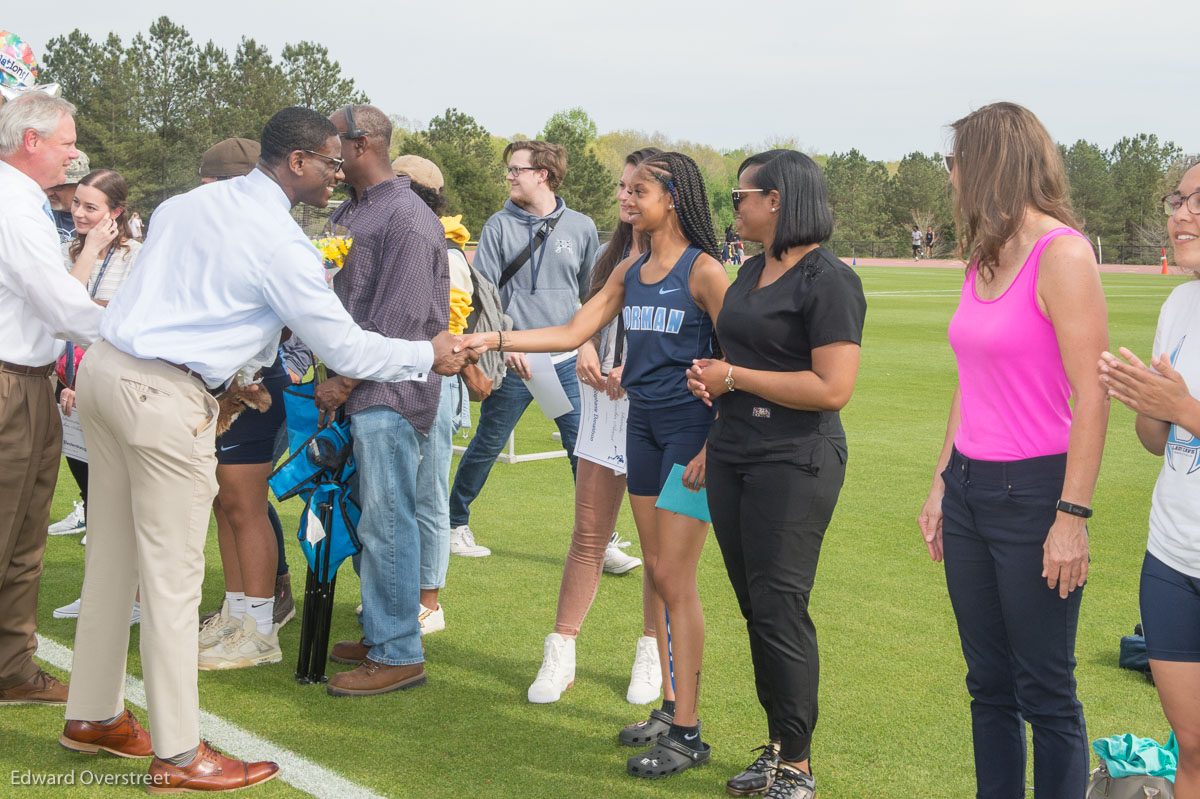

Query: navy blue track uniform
[620,247,715,496]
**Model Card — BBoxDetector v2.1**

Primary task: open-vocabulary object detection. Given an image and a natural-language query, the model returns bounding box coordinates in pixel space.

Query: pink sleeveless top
[948,227,1089,461]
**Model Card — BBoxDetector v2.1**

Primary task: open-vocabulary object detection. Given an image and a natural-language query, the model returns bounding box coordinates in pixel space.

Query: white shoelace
[632,639,658,684]
[536,640,566,683]
[609,532,632,550]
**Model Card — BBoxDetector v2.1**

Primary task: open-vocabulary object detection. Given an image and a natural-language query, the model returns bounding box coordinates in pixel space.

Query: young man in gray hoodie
[447,140,598,557]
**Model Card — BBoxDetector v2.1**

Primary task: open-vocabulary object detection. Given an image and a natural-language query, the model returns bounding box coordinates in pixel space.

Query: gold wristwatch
[724,365,736,392]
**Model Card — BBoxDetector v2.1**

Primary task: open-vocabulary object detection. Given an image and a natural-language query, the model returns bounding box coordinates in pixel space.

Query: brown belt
[157,359,228,396]
[0,360,54,378]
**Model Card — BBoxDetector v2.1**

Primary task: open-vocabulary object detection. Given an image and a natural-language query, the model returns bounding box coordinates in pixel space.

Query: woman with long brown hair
[52,168,142,622]
[527,147,665,706]
[917,102,1109,798]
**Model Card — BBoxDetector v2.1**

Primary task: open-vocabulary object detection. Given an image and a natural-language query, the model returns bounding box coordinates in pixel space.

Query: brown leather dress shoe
[147,741,279,794]
[326,659,425,697]
[60,709,154,758]
[0,669,68,705]
[329,638,370,665]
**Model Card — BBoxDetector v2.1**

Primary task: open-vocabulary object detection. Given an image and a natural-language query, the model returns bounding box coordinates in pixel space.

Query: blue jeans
[417,379,456,591]
[349,406,423,666]
[941,447,1087,799]
[448,357,580,529]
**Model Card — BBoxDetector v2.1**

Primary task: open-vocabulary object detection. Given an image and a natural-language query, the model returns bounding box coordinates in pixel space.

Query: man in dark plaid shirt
[313,105,449,697]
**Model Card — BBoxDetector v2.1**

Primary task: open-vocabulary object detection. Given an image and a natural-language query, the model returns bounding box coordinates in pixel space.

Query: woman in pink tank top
[917,103,1109,799]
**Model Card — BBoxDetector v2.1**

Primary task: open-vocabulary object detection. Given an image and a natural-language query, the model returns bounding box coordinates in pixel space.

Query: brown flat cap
[200,138,261,179]
[391,155,444,190]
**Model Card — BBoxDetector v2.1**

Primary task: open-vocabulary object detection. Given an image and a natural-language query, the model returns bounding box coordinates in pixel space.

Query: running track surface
[838,257,1178,275]
[464,247,1179,276]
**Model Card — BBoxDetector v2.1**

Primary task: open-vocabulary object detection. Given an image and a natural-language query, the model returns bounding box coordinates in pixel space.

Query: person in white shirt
[0,92,103,706]
[59,106,479,793]
[1100,162,1200,798]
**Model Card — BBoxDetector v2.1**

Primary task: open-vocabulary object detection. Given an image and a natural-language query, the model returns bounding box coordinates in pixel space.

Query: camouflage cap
[199,137,261,179]
[62,150,89,184]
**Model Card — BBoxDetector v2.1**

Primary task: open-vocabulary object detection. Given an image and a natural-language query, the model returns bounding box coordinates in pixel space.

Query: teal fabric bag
[1093,733,1178,780]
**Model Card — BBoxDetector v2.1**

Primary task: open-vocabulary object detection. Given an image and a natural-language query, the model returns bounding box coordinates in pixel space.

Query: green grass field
[2,266,1191,798]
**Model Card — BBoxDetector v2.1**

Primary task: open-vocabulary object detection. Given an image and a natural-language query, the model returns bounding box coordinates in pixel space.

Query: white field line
[35,635,387,799]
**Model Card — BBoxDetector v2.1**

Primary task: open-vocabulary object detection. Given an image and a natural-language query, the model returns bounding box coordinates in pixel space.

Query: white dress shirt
[101,168,434,388]
[0,159,103,366]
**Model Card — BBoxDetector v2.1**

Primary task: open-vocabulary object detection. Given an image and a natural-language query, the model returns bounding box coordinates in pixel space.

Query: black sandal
[626,733,710,778]
[618,707,672,747]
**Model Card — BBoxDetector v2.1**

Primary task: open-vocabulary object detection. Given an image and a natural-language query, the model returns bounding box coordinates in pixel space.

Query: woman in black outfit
[687,150,866,799]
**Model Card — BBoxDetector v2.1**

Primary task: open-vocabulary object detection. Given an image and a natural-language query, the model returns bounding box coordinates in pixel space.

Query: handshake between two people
[432,330,489,376]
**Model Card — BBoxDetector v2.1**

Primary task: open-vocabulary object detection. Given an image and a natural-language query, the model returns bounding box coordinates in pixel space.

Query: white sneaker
[419,603,445,636]
[449,525,491,557]
[79,534,86,546]
[198,600,240,649]
[53,598,81,619]
[603,532,642,575]
[48,500,85,535]
[53,598,141,626]
[626,635,662,705]
[528,633,575,704]
[198,614,281,671]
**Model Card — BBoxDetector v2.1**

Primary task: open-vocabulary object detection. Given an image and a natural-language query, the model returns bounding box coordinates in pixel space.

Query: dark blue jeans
[941,448,1087,799]
[448,356,580,529]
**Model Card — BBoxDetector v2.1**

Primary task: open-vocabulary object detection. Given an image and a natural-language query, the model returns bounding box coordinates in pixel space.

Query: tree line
[41,16,1191,257]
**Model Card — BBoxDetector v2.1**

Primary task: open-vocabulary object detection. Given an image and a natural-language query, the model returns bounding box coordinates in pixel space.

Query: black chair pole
[295,565,320,683]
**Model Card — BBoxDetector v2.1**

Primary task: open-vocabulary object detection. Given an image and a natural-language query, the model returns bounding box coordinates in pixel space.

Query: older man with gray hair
[0,92,103,704]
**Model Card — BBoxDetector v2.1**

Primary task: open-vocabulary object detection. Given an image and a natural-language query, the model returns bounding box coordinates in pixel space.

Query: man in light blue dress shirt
[61,107,479,793]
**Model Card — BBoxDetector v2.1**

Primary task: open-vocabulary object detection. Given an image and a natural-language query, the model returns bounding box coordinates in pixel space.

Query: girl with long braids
[527,147,666,707]
[462,152,729,778]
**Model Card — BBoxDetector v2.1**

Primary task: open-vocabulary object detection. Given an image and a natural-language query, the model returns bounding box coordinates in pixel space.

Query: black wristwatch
[1056,500,1093,519]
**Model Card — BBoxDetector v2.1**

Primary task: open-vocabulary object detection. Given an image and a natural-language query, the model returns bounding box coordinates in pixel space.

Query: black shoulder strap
[498,213,562,289]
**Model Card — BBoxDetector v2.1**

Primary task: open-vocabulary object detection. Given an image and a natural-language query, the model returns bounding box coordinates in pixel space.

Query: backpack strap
[498,213,561,289]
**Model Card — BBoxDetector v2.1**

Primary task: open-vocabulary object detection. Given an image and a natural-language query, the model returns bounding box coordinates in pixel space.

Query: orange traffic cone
[1162,247,1169,275]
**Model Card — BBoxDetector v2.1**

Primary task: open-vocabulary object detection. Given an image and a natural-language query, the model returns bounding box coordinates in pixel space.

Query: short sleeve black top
[707,247,866,465]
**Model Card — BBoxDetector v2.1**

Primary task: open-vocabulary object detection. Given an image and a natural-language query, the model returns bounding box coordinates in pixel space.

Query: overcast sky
[6,0,1192,160]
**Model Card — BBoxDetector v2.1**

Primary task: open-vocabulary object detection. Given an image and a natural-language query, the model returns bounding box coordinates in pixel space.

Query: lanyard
[88,243,117,299]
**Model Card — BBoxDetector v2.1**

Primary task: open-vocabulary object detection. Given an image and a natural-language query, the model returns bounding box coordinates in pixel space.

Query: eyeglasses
[1163,189,1200,217]
[731,188,764,211]
[300,149,345,174]
[505,165,542,178]
[944,154,955,172]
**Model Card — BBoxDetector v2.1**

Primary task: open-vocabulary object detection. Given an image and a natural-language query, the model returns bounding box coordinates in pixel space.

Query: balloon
[0,31,39,89]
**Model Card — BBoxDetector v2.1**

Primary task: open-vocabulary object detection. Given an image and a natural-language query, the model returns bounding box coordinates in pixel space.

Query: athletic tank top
[620,247,715,407]
[948,227,1089,461]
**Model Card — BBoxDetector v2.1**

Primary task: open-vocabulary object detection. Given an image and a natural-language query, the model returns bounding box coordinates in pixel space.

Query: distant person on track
[918,101,1109,799]
[925,225,935,258]
[911,225,923,260]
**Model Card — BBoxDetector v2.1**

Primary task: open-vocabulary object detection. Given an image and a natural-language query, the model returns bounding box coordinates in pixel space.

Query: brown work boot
[329,638,370,665]
[60,709,153,758]
[0,669,68,705]
[326,659,425,697]
[273,573,295,628]
[147,741,279,794]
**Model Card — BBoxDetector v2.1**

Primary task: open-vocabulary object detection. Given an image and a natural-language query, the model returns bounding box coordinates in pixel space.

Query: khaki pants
[0,367,60,689]
[67,341,218,758]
